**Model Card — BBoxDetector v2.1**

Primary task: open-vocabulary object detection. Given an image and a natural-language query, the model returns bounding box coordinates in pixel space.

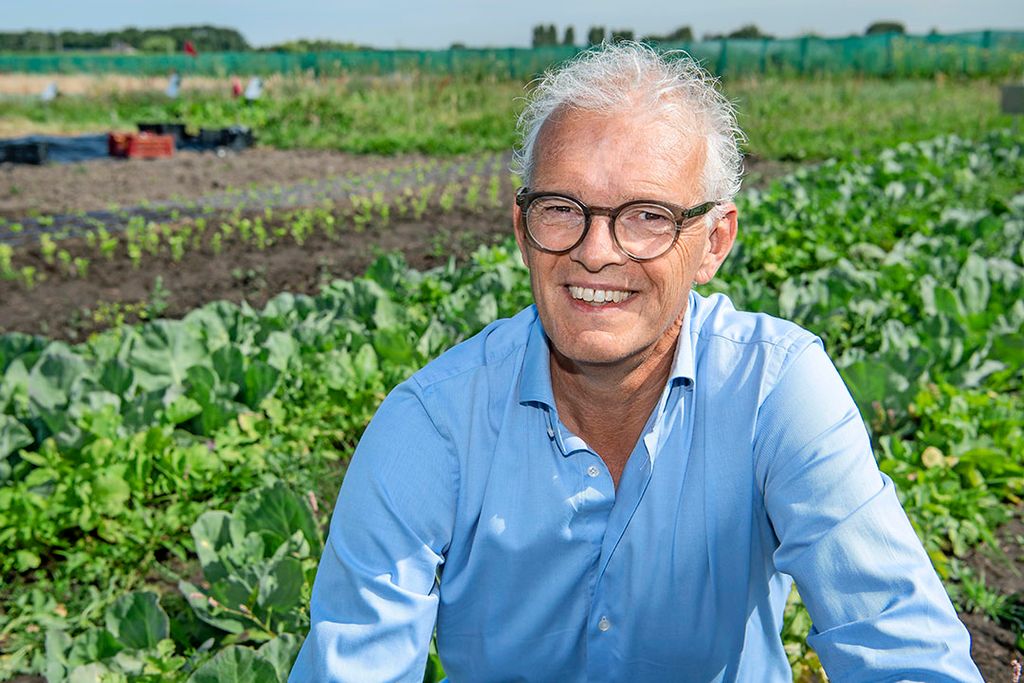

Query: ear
[513,201,530,268]
[694,202,737,285]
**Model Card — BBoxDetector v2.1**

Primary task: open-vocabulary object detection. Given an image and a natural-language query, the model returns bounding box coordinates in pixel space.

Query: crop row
[1,129,1022,679]
[0,152,511,246]
[0,154,515,300]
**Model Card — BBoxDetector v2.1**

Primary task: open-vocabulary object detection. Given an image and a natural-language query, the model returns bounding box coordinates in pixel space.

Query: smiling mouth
[567,285,633,305]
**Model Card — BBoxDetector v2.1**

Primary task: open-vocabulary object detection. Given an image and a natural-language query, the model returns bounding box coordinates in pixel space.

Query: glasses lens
[616,204,678,258]
[526,196,585,251]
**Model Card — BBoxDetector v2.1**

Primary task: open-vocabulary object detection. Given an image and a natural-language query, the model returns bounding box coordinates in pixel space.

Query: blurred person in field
[165,71,181,99]
[290,42,982,682]
[244,77,262,104]
[40,81,58,102]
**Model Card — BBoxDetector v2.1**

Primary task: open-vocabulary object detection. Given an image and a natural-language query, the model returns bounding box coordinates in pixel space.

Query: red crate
[108,132,175,159]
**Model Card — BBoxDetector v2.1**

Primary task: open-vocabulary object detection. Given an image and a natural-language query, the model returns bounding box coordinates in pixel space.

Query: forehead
[531,107,707,202]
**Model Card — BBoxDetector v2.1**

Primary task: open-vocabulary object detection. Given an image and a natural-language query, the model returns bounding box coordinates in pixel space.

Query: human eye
[531,197,582,225]
[639,210,670,222]
[621,204,675,233]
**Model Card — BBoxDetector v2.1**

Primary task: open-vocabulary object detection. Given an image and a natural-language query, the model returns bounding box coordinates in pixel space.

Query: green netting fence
[1,31,1022,79]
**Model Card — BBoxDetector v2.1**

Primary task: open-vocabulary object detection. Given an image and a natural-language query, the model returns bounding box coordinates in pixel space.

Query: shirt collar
[517,294,698,408]
[517,307,556,409]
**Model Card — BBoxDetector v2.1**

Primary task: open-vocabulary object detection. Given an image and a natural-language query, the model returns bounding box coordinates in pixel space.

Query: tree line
[0,21,912,54]
[530,21,908,47]
[0,26,249,53]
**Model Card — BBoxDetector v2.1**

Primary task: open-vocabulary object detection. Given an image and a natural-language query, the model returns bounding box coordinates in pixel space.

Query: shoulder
[406,305,537,395]
[688,291,823,396]
[690,291,815,351]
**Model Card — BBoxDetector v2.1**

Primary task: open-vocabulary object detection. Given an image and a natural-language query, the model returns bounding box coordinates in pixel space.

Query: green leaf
[192,510,234,582]
[990,332,1024,368]
[179,580,247,635]
[128,320,210,391]
[99,358,134,396]
[373,328,415,365]
[257,556,303,612]
[243,361,281,408]
[0,357,30,414]
[932,285,965,320]
[92,465,132,516]
[68,628,124,665]
[256,635,302,682]
[234,481,320,554]
[121,387,173,433]
[28,342,89,413]
[166,395,203,425]
[212,344,247,392]
[956,253,990,315]
[15,549,40,571]
[68,662,123,683]
[466,292,499,330]
[0,414,33,460]
[415,319,451,360]
[186,365,242,435]
[104,592,169,651]
[186,645,278,683]
[185,299,256,348]
[352,344,379,385]
[0,331,45,374]
[264,332,298,372]
[372,293,402,331]
[840,358,910,419]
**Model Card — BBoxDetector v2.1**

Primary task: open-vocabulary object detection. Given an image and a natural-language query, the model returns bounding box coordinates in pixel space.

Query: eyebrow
[536,189,676,206]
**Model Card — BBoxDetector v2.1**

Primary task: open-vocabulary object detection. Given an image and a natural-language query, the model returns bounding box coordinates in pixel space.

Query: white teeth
[568,286,631,305]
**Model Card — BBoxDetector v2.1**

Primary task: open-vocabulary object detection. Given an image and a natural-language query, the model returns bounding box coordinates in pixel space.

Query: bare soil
[0,203,512,340]
[0,147,432,218]
[959,513,1024,682]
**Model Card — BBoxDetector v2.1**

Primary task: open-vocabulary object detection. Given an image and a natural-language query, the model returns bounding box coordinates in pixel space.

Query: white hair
[512,41,745,211]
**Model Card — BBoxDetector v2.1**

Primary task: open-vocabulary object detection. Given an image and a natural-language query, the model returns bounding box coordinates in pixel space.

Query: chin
[552,335,637,366]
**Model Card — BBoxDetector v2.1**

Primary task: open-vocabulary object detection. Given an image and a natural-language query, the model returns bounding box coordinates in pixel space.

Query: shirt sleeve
[289,379,458,683]
[754,339,982,682]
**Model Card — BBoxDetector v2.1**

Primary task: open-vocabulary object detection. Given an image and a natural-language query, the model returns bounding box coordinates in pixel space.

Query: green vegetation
[1,76,1014,159]
[1,127,1022,680]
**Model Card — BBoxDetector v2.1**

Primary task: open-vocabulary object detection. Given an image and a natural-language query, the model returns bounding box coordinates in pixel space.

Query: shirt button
[587,465,600,478]
[598,616,611,632]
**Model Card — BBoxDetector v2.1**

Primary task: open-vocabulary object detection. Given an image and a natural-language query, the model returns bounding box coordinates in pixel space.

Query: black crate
[197,128,226,147]
[2,142,49,165]
[197,126,255,151]
[222,126,254,150]
[137,122,190,143]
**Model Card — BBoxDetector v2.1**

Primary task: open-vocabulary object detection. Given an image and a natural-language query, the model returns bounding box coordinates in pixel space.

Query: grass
[0,73,1015,160]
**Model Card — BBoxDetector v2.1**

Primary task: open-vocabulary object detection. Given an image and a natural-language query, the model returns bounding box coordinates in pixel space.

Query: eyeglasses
[515,188,719,261]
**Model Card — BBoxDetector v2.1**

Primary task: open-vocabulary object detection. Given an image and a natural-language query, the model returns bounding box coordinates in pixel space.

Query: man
[291,43,981,682]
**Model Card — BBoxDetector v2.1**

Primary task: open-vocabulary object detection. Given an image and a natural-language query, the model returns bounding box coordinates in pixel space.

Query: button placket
[587,464,601,478]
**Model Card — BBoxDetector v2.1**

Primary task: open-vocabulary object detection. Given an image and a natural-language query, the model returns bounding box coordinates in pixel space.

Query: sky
[3,0,1023,49]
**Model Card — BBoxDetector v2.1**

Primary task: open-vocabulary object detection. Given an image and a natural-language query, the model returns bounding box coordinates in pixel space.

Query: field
[0,72,1022,681]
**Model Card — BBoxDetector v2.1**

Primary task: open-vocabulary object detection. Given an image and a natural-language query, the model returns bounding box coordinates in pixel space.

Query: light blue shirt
[291,292,981,682]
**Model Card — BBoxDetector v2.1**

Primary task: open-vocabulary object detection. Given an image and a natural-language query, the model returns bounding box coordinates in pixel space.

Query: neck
[550,311,685,442]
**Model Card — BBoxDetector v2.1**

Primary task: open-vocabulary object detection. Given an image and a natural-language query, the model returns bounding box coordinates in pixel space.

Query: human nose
[570,215,629,271]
